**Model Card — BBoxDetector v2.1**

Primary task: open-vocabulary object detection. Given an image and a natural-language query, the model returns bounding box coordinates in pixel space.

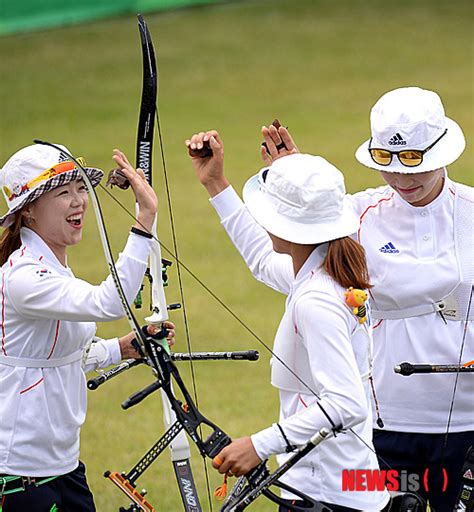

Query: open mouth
[66,214,82,227]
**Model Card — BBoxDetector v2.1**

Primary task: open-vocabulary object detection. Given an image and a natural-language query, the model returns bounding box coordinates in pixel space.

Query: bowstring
[441,285,473,461]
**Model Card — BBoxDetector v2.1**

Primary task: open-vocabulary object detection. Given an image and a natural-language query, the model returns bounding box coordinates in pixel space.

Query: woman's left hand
[118,321,176,359]
[260,124,299,166]
[211,437,262,477]
[112,148,158,232]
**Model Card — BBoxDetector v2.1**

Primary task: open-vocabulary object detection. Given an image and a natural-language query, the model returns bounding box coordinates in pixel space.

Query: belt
[0,474,58,497]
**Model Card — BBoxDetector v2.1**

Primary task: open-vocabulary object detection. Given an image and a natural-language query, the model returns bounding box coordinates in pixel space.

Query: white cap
[0,143,103,227]
[355,87,465,173]
[242,153,359,244]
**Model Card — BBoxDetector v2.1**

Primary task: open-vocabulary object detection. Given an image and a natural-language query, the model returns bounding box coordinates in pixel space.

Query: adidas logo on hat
[388,133,407,146]
[58,151,71,163]
[379,242,400,254]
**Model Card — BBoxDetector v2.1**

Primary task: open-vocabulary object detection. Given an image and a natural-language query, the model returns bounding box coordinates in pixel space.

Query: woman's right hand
[185,130,229,197]
[112,149,158,232]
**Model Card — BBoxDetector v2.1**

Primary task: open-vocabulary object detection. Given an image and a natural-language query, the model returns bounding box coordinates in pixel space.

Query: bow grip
[130,324,169,358]
[142,324,168,341]
[201,428,232,458]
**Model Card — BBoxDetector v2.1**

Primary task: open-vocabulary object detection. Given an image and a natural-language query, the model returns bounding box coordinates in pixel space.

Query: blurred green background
[0,0,472,510]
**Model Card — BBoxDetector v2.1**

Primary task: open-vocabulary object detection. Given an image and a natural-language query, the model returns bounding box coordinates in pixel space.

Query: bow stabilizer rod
[87,350,259,390]
[395,361,474,376]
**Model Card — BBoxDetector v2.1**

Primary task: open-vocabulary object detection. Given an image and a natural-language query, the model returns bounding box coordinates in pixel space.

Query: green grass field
[0,0,472,510]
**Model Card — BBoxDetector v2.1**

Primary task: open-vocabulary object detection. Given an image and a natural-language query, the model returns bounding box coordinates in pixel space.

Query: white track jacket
[0,227,151,476]
[352,176,473,433]
[211,187,389,511]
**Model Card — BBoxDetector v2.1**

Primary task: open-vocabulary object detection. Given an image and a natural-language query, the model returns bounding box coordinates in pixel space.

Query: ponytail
[0,214,23,267]
[322,237,372,290]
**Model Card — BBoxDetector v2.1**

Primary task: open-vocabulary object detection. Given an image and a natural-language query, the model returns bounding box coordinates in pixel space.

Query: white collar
[20,227,70,274]
[293,242,328,286]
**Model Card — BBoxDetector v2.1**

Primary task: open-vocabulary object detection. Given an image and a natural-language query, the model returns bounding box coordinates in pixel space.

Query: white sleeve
[210,186,293,294]
[82,337,122,373]
[252,293,368,460]
[7,232,152,322]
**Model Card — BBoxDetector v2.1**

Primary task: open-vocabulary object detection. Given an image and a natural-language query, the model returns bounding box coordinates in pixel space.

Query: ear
[20,205,34,222]
[20,207,31,218]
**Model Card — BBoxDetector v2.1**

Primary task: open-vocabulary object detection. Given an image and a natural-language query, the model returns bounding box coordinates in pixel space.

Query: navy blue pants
[373,429,474,512]
[1,462,95,512]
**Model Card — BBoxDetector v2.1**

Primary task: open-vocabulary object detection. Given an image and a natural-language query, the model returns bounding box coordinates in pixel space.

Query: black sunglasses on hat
[368,129,448,168]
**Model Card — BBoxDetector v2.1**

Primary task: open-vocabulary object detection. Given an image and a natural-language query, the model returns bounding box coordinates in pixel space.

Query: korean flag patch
[36,268,51,277]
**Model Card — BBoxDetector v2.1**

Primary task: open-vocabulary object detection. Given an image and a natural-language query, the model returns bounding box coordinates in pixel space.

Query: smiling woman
[0,143,165,512]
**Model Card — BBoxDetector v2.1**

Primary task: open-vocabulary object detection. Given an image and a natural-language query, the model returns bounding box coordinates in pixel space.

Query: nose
[70,187,88,208]
[71,192,84,207]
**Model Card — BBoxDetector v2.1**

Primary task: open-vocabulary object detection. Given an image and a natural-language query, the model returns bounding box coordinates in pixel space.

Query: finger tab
[106,168,131,190]
[188,140,213,158]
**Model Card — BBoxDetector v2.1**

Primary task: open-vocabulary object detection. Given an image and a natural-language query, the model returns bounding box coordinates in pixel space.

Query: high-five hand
[185,130,229,198]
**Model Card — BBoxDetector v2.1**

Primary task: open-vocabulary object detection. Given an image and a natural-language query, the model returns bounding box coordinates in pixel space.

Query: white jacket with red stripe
[351,175,473,433]
[0,227,151,476]
[210,186,390,511]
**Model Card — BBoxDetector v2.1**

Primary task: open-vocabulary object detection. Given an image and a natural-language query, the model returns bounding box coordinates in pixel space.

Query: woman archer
[0,143,174,511]
[186,131,390,512]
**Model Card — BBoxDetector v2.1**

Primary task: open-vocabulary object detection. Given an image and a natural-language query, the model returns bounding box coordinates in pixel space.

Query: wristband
[276,423,297,453]
[131,226,153,239]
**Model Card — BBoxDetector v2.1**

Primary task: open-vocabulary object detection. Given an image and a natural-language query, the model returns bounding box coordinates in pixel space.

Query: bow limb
[136,15,202,510]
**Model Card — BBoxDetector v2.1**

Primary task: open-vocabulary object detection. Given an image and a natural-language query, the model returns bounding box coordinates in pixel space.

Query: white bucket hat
[0,143,103,227]
[355,87,466,173]
[242,153,359,245]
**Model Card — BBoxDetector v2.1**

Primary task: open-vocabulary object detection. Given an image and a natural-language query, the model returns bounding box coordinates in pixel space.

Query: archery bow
[99,12,335,505]
[134,14,202,511]
[128,15,335,511]
[441,285,473,458]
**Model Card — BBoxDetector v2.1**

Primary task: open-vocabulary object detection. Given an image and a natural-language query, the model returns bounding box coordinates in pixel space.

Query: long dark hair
[322,236,372,290]
[0,213,24,267]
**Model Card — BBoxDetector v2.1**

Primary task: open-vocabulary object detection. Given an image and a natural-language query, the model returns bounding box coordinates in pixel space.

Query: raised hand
[260,122,299,166]
[185,130,229,197]
[112,149,158,232]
